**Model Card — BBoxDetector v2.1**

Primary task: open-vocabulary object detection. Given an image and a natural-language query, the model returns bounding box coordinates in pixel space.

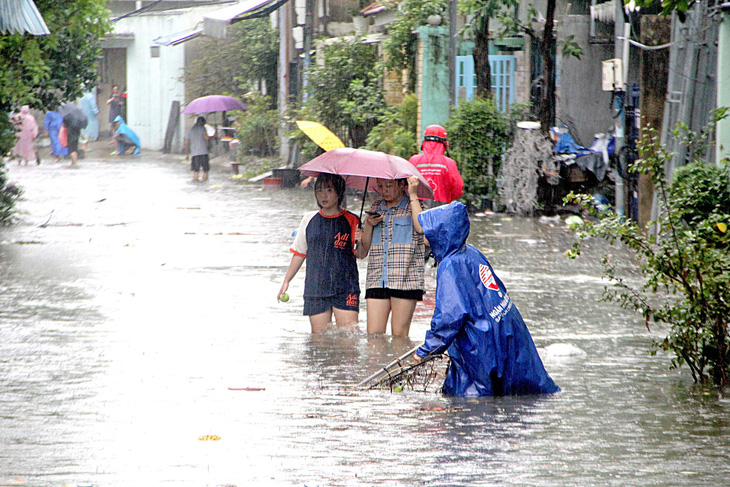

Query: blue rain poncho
[415,202,559,396]
[113,116,141,155]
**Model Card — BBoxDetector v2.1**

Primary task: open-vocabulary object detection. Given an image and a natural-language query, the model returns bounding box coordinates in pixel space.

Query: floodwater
[1,150,728,487]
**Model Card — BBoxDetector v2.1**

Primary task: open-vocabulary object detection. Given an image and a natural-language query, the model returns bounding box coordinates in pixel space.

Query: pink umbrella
[181,95,247,114]
[298,147,434,223]
[298,148,433,199]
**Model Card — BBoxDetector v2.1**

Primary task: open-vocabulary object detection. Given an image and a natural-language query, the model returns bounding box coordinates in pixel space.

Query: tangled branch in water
[499,128,558,215]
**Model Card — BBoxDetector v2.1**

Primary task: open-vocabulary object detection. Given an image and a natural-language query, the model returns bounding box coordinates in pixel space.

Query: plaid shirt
[365,195,425,291]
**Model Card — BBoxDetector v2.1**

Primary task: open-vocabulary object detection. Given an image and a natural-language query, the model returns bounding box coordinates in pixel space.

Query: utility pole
[717,4,730,162]
[302,0,314,103]
[613,0,628,218]
[448,0,457,109]
[279,4,291,160]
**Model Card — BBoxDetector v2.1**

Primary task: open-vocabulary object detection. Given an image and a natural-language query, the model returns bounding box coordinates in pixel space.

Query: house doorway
[98,48,128,138]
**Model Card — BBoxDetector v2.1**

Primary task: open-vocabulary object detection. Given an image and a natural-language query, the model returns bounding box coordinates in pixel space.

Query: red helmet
[423,125,448,147]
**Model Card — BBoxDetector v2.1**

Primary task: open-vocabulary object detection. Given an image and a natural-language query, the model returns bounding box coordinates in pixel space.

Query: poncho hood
[418,201,469,262]
[422,139,446,155]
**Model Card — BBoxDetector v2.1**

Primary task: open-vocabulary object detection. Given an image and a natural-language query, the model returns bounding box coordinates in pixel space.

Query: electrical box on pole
[601,58,623,91]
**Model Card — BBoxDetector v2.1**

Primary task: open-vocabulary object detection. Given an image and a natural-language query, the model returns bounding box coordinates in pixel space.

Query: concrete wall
[556,15,617,146]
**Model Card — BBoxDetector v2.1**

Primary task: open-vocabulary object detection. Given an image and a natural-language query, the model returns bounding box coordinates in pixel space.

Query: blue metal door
[456,55,516,112]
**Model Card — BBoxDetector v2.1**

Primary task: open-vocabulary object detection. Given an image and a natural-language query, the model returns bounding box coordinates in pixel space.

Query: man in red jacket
[409,125,464,207]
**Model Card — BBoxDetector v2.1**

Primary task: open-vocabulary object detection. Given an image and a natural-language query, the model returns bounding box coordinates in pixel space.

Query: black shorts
[303,291,359,316]
[191,154,209,172]
[365,287,424,301]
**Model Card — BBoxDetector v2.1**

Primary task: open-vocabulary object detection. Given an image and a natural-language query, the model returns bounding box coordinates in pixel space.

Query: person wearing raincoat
[110,115,141,155]
[408,125,463,207]
[44,108,68,162]
[11,106,39,165]
[413,202,560,396]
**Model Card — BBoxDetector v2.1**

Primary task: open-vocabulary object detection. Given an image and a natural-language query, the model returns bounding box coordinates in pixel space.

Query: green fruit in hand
[280,293,290,302]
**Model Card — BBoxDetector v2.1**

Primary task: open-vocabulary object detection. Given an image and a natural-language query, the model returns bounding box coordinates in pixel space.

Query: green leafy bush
[363,94,418,159]
[565,111,730,389]
[381,0,449,92]
[183,17,277,103]
[236,93,279,157]
[446,97,510,207]
[306,38,384,147]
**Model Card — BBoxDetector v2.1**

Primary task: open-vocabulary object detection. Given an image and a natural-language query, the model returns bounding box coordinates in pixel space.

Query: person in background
[413,202,560,396]
[356,176,425,337]
[79,88,99,151]
[110,116,141,156]
[278,173,361,333]
[106,85,124,136]
[184,116,210,182]
[11,106,39,165]
[44,107,68,163]
[409,125,463,207]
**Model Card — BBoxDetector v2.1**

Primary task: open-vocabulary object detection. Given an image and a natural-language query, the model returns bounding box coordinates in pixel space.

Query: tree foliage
[0,0,111,223]
[497,3,582,131]
[381,0,448,77]
[565,109,730,389]
[183,17,277,106]
[460,0,517,98]
[235,92,279,157]
[364,94,418,159]
[446,97,511,205]
[306,38,385,147]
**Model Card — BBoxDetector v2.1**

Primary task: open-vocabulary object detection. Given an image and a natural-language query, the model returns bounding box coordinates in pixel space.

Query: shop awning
[154,0,283,46]
[0,0,50,35]
[203,0,283,39]
[153,25,204,47]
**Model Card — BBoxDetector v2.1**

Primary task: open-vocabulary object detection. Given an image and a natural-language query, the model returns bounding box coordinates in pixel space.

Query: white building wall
[113,11,196,152]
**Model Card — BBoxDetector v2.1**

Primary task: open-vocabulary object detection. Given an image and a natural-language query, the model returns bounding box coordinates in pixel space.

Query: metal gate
[456,55,516,111]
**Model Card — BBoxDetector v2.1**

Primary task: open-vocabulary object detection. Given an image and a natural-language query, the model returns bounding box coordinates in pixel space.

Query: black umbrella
[59,103,87,130]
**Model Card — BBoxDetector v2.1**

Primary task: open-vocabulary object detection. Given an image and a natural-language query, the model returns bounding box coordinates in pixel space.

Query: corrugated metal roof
[0,0,50,35]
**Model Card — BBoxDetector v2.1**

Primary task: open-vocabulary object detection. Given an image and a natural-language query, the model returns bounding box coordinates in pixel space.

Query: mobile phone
[365,211,381,216]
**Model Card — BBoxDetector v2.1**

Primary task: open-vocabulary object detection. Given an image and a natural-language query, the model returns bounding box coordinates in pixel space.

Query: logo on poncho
[479,264,499,291]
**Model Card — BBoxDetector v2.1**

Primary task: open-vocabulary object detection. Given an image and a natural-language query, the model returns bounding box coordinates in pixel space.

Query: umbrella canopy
[181,95,247,114]
[59,103,87,130]
[295,120,346,152]
[298,148,433,200]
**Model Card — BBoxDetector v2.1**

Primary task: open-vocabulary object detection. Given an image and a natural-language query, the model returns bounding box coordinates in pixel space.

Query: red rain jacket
[409,141,464,204]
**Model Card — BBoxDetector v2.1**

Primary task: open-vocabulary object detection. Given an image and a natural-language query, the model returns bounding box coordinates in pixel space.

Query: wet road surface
[0,148,728,486]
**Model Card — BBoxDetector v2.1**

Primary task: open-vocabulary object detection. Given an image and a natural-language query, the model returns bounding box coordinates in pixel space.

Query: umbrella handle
[354,177,369,251]
[358,177,369,225]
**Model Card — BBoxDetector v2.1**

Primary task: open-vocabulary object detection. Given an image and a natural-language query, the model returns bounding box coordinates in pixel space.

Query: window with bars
[456,55,516,112]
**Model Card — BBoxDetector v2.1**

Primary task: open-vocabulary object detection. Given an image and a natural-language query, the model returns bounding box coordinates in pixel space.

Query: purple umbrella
[181,95,247,114]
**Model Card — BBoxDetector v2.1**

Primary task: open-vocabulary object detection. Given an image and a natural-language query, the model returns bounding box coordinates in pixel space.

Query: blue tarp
[416,202,560,396]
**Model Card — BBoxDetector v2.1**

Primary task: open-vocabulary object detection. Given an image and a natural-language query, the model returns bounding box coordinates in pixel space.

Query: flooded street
[1,150,729,487]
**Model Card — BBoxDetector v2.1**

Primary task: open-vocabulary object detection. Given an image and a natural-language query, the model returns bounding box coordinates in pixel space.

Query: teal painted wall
[413,27,495,143]
[415,26,450,140]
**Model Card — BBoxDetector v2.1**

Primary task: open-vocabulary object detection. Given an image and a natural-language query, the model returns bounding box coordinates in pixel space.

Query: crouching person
[413,202,560,396]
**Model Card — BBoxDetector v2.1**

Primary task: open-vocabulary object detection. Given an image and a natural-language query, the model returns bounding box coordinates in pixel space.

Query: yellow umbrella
[296,120,346,152]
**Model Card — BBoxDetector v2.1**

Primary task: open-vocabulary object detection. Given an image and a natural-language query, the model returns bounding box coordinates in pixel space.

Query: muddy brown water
[1,152,728,486]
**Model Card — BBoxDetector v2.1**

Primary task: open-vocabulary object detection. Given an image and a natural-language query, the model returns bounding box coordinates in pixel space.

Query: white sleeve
[290,211,318,256]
